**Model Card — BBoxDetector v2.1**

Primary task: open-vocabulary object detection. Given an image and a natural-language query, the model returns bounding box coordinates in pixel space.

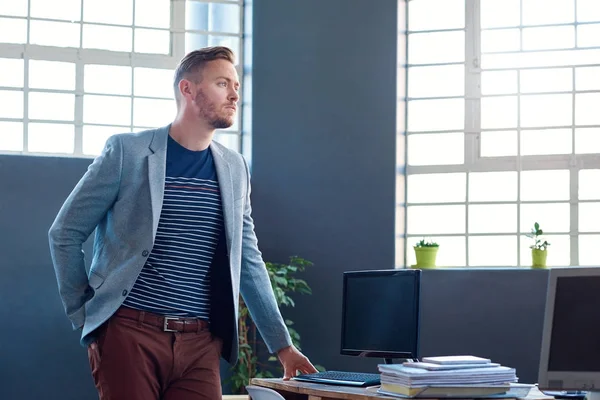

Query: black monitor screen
[340,269,421,359]
[548,276,600,372]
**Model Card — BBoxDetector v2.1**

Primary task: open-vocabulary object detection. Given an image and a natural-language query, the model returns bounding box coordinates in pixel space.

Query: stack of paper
[377,355,518,398]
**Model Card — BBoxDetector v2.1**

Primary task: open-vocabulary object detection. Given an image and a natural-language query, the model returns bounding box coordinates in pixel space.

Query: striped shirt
[123,136,223,319]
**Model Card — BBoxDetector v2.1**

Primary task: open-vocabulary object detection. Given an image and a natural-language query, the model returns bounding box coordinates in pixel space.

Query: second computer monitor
[538,267,600,392]
[340,269,421,361]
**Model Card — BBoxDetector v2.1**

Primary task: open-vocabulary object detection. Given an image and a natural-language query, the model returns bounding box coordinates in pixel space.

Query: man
[48,46,317,399]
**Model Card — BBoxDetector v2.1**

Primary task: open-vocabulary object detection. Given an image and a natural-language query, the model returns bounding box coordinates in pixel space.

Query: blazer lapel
[211,142,234,255]
[148,126,169,238]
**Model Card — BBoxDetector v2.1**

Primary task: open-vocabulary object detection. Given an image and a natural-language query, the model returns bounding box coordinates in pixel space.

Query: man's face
[190,59,240,129]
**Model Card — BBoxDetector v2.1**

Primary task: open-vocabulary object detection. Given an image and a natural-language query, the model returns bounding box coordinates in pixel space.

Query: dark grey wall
[419,269,549,384]
[250,0,399,376]
[0,154,96,399]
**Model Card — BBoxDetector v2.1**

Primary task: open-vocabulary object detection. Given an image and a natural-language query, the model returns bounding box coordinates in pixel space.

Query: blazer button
[142,250,149,257]
[122,289,128,296]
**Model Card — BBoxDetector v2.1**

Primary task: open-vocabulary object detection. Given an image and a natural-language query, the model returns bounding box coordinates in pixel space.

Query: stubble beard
[195,89,234,130]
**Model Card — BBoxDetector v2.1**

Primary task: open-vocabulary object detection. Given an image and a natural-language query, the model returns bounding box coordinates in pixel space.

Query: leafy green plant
[527,222,550,251]
[414,238,439,248]
[228,256,321,394]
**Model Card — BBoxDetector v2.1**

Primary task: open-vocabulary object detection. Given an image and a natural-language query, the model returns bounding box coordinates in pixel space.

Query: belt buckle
[163,316,180,332]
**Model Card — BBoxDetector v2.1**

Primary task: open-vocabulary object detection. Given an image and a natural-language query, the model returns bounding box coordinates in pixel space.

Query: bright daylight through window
[0,0,246,157]
[403,0,600,268]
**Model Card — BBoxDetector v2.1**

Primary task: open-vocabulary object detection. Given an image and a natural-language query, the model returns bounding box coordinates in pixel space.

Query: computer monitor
[538,267,600,399]
[340,269,421,363]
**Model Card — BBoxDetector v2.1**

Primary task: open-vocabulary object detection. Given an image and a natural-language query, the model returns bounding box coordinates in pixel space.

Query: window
[0,0,246,157]
[401,0,600,267]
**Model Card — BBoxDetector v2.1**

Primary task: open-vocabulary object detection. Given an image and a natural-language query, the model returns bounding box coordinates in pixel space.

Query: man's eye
[218,82,227,87]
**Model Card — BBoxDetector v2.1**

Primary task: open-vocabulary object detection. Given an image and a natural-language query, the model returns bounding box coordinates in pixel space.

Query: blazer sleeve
[238,157,293,354]
[48,135,123,330]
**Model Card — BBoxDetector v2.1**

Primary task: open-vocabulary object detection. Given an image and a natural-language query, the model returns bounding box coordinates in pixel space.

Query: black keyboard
[293,371,380,387]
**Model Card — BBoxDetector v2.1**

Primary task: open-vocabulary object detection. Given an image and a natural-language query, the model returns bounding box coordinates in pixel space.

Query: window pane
[407,173,466,203]
[0,90,23,118]
[407,133,464,166]
[84,65,132,95]
[577,24,600,48]
[134,68,173,98]
[0,58,24,87]
[135,0,170,28]
[135,28,170,54]
[481,29,520,53]
[84,0,133,25]
[469,236,517,266]
[576,93,600,125]
[522,0,574,25]
[520,68,572,93]
[579,203,600,232]
[407,236,466,267]
[480,0,520,28]
[84,95,131,125]
[29,93,74,121]
[408,65,464,98]
[0,0,27,17]
[481,71,518,95]
[481,96,517,129]
[185,2,242,34]
[521,129,572,155]
[82,125,127,156]
[408,31,465,64]
[469,171,518,202]
[213,132,240,152]
[480,131,518,157]
[577,0,600,22]
[576,67,600,91]
[580,235,600,266]
[133,98,174,127]
[407,205,465,234]
[579,169,600,200]
[408,99,464,131]
[0,18,27,44]
[521,170,570,201]
[576,128,600,154]
[521,94,572,128]
[30,0,81,21]
[30,21,80,48]
[482,48,600,69]
[520,203,570,232]
[469,204,517,233]
[408,0,464,31]
[520,235,570,267]
[28,123,74,153]
[0,122,23,151]
[207,36,240,62]
[83,25,133,52]
[29,60,76,91]
[522,26,575,51]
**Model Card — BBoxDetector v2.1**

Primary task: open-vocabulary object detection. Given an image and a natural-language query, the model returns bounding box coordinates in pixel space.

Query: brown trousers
[87,307,223,400]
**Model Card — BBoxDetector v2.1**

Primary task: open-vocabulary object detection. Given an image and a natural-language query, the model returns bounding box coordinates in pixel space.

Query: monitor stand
[384,358,415,364]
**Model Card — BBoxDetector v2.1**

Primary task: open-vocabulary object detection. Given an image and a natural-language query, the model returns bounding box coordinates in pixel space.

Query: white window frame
[0,0,247,158]
[402,0,600,268]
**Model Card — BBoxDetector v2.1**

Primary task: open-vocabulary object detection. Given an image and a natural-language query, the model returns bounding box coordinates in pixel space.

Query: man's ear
[179,79,193,101]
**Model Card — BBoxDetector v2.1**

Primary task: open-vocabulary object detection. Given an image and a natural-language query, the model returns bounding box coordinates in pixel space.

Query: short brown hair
[173,46,236,104]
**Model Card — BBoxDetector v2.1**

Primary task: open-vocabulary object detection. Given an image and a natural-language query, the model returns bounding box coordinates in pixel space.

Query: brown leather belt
[115,307,209,333]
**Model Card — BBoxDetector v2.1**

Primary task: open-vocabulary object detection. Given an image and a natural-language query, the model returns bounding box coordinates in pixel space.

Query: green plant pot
[414,247,439,269]
[532,248,548,268]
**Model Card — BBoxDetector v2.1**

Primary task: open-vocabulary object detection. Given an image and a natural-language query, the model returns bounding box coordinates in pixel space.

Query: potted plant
[413,239,439,269]
[228,256,323,394]
[527,222,550,268]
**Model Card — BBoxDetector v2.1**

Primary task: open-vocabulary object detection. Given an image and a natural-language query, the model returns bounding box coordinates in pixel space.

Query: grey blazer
[48,125,291,364]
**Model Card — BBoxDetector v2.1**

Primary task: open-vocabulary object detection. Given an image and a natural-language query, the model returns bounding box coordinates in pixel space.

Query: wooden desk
[250,378,554,400]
